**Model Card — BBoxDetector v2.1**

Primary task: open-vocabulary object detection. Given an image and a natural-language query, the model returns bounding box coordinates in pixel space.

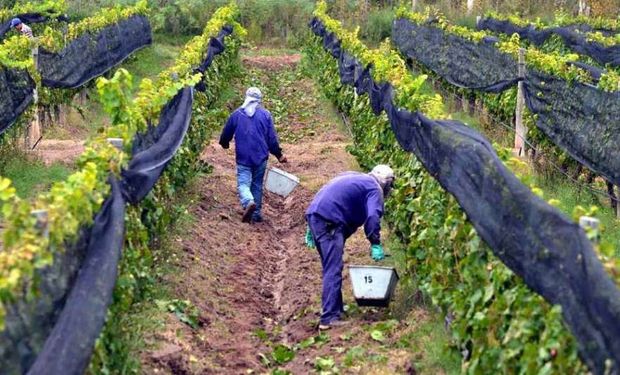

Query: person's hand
[305,226,316,249]
[278,155,288,163]
[370,244,385,261]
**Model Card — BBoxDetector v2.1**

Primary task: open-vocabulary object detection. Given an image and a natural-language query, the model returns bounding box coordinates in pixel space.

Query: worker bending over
[305,165,395,329]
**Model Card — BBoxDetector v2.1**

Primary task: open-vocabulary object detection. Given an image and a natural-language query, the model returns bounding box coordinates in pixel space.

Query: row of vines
[393,7,620,225]
[0,3,245,373]
[306,1,618,373]
[0,0,149,146]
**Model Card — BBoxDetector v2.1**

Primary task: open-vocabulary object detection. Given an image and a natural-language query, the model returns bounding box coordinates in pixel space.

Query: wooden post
[27,48,41,150]
[411,0,417,11]
[514,48,526,157]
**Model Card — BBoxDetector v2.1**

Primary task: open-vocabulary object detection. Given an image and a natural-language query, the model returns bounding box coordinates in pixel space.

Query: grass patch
[534,175,620,256]
[395,319,461,375]
[122,33,189,92]
[1,155,71,198]
[45,33,187,140]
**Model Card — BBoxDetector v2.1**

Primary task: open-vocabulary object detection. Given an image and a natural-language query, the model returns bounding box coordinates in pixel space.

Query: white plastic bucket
[265,167,299,197]
[348,265,399,307]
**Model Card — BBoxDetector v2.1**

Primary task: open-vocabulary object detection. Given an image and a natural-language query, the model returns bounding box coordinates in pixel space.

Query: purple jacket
[306,172,384,244]
[219,107,283,167]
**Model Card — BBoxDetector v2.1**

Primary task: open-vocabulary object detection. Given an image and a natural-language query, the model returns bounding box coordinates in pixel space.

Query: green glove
[305,226,316,248]
[370,244,385,261]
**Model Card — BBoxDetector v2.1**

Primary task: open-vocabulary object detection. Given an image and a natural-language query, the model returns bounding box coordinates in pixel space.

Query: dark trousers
[307,214,345,325]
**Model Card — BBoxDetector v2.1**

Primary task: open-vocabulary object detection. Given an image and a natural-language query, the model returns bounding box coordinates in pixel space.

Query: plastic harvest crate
[348,265,399,307]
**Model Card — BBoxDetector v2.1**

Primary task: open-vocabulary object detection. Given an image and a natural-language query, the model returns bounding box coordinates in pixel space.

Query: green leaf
[370,330,386,342]
[271,344,295,365]
[314,356,336,371]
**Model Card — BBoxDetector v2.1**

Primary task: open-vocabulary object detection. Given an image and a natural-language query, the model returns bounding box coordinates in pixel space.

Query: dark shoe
[318,320,348,330]
[242,202,256,223]
[252,215,263,223]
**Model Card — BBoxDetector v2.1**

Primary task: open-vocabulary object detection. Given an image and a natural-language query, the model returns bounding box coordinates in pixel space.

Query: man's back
[219,106,282,167]
[306,172,383,235]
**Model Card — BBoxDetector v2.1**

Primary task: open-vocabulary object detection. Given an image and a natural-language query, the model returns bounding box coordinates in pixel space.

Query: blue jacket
[219,107,283,167]
[306,172,384,244]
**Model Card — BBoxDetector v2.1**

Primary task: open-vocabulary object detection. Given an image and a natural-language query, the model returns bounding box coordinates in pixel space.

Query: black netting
[0,229,88,375]
[312,17,620,374]
[0,23,233,375]
[38,15,152,89]
[194,25,233,92]
[27,176,125,375]
[0,67,35,134]
[392,18,520,92]
[478,18,620,68]
[568,61,605,82]
[523,70,620,186]
[121,86,194,204]
[392,17,620,190]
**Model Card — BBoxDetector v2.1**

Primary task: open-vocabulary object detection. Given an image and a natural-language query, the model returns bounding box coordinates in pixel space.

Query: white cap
[241,87,263,117]
[369,164,395,186]
[245,87,262,101]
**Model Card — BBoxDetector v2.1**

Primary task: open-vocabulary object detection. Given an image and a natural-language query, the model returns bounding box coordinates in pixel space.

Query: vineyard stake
[27,48,42,150]
[514,48,526,157]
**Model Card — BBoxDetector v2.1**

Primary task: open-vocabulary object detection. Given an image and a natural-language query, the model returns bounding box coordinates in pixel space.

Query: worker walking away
[219,87,287,223]
[11,18,33,39]
[305,165,395,330]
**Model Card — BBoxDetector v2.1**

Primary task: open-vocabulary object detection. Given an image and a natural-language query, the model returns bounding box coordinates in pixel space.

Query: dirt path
[34,140,85,165]
[139,52,457,375]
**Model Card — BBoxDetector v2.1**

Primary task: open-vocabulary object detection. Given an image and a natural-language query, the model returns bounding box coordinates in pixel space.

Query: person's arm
[264,112,285,161]
[219,113,237,149]
[364,189,384,245]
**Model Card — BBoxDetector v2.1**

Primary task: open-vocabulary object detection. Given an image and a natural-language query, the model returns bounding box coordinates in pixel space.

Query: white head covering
[241,87,262,117]
[369,164,395,197]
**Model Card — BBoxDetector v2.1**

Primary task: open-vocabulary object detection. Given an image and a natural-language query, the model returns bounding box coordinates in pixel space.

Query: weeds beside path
[138,49,459,374]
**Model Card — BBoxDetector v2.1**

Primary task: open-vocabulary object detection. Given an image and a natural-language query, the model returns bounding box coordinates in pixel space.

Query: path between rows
[139,52,451,374]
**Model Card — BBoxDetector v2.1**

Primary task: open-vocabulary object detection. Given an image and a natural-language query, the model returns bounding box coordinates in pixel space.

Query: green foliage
[0,155,71,198]
[158,299,200,328]
[361,8,394,45]
[0,3,243,340]
[40,0,149,51]
[271,344,295,365]
[306,6,592,373]
[314,356,337,372]
[0,0,66,22]
[485,10,620,48]
[315,1,445,119]
[397,8,620,92]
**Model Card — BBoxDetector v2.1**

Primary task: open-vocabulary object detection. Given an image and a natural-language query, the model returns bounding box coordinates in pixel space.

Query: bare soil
[33,139,85,165]
[139,53,451,375]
